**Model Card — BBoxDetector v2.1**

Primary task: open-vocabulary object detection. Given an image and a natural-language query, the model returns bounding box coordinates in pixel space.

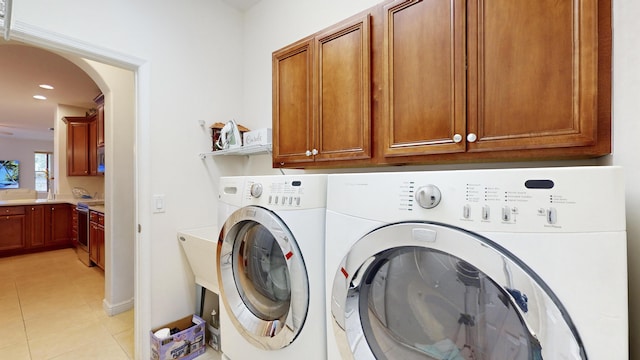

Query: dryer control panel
[326,166,625,233]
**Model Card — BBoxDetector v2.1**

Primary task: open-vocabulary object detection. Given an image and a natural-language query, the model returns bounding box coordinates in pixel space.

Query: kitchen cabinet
[63,115,100,176]
[71,207,78,245]
[89,210,105,269]
[94,93,105,147]
[272,12,372,167]
[0,207,26,251]
[381,0,609,161]
[47,204,72,246]
[0,204,72,257]
[26,205,45,248]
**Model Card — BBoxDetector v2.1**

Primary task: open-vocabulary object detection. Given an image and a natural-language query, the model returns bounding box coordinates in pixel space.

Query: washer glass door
[218,206,309,350]
[330,222,585,359]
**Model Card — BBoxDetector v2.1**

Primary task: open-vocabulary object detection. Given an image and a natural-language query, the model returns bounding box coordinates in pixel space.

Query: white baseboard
[103,297,134,316]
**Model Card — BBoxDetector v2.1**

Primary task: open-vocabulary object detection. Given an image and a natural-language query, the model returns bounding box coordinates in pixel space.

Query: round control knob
[250,183,263,198]
[467,133,478,143]
[453,134,463,143]
[415,185,442,209]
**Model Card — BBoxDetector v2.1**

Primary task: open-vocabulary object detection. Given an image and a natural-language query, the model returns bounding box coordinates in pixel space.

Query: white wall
[0,136,53,190]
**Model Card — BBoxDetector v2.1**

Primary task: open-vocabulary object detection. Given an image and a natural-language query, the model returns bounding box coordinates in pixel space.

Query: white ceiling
[0,39,101,141]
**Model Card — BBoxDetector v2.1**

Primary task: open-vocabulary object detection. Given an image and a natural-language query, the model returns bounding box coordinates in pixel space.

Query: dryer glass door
[330,222,585,359]
[218,206,309,350]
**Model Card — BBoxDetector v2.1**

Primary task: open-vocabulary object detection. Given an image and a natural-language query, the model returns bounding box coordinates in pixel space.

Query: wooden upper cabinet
[64,117,91,176]
[95,93,105,147]
[64,115,100,176]
[382,0,466,157]
[315,15,371,163]
[273,37,315,165]
[272,0,610,168]
[273,13,371,167]
[466,0,600,152]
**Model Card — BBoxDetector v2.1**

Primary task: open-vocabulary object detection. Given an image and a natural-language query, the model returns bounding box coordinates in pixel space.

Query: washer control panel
[327,167,624,233]
[242,175,327,210]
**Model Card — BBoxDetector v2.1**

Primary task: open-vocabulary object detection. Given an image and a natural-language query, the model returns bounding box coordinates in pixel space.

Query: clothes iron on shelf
[210,120,250,151]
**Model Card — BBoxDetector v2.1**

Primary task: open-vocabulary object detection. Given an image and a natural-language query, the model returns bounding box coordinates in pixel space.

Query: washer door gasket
[218,205,310,350]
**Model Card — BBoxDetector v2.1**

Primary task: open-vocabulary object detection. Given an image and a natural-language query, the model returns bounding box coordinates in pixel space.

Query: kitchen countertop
[0,199,105,213]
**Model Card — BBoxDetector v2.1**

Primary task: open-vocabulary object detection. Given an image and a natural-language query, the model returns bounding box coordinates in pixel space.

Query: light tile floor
[0,248,134,360]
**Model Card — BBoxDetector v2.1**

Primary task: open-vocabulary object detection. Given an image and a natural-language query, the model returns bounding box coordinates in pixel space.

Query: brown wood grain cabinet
[63,115,101,176]
[26,205,45,248]
[380,0,610,163]
[47,204,72,246]
[89,210,105,269]
[381,0,466,157]
[272,12,372,168]
[0,207,26,251]
[94,93,105,147]
[0,204,72,257]
[273,0,611,168]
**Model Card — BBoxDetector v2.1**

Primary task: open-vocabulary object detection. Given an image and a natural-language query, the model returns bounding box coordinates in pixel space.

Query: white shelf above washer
[199,144,272,159]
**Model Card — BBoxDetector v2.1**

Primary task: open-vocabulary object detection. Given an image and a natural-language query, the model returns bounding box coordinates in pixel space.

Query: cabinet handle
[467,133,478,143]
[311,149,318,155]
[453,134,463,143]
[305,150,312,157]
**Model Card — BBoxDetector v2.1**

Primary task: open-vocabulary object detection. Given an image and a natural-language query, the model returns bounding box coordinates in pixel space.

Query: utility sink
[177,226,219,293]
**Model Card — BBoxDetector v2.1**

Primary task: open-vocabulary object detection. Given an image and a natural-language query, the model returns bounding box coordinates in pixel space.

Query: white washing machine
[325,166,628,360]
[216,175,327,360]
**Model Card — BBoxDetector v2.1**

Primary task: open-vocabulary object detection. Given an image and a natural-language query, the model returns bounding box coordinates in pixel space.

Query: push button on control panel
[463,204,471,219]
[502,206,511,222]
[547,207,557,224]
[482,205,490,221]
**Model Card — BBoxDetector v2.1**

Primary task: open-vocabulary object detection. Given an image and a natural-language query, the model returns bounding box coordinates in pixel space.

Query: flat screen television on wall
[0,160,19,189]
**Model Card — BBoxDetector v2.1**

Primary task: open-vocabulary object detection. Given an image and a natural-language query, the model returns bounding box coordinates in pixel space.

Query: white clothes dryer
[325,166,627,360]
[217,175,327,360]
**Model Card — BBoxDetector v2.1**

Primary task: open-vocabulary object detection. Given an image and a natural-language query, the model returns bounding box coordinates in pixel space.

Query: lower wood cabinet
[47,204,72,245]
[0,206,26,251]
[0,204,73,257]
[26,206,45,248]
[89,210,105,269]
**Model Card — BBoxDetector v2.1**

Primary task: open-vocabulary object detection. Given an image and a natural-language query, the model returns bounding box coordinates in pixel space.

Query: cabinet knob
[467,133,478,143]
[453,134,463,143]
[311,149,318,155]
[305,150,312,157]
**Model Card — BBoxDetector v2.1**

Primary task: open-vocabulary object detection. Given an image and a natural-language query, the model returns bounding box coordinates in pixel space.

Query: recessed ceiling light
[39,84,54,90]
[33,95,47,100]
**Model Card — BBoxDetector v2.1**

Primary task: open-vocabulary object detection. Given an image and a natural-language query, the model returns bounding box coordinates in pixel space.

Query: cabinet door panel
[89,116,98,175]
[316,15,371,162]
[273,38,315,165]
[0,215,26,251]
[48,204,71,245]
[383,0,466,157]
[67,122,90,176]
[27,206,45,248]
[467,0,598,151]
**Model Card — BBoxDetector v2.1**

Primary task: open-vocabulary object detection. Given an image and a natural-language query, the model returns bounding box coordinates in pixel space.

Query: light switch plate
[152,194,165,213]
